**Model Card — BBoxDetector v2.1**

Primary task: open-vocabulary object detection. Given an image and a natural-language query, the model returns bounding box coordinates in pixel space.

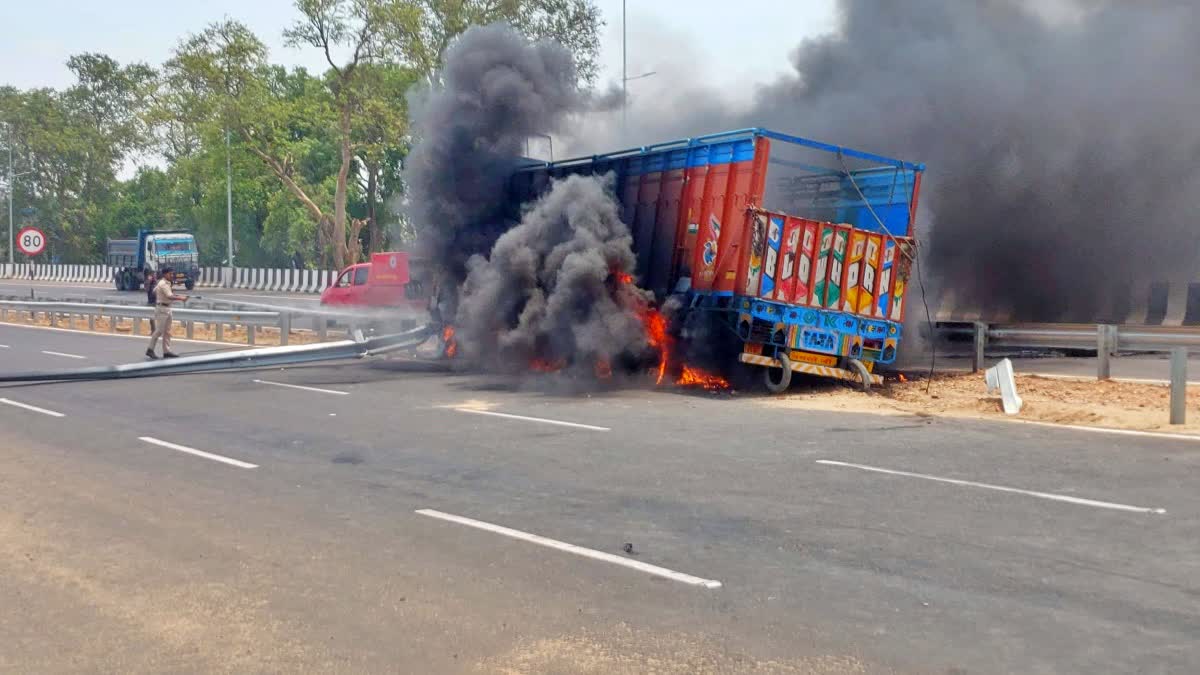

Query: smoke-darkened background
[561,0,1200,323]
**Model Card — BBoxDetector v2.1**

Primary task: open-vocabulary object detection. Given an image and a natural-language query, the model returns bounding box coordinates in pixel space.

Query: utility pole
[619,4,655,140]
[226,129,234,276]
[622,0,627,135]
[7,122,13,266]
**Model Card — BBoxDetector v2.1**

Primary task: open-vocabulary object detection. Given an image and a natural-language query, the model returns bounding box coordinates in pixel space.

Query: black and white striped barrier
[1,264,339,294]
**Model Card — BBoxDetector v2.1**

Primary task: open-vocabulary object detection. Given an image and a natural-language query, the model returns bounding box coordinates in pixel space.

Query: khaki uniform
[147,278,176,353]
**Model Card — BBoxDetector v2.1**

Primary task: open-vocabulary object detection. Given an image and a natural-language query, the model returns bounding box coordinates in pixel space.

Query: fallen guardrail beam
[0,324,433,383]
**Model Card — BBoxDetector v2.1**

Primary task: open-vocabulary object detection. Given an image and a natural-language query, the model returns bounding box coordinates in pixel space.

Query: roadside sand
[763,372,1200,436]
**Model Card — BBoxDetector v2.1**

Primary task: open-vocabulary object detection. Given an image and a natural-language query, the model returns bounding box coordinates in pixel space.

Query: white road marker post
[1170,347,1187,425]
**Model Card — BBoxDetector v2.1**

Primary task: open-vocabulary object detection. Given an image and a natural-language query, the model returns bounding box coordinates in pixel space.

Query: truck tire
[764,351,793,395]
[847,358,872,392]
[184,279,195,291]
[115,272,126,291]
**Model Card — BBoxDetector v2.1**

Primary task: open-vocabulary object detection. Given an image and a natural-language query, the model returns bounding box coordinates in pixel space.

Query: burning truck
[441,127,924,393]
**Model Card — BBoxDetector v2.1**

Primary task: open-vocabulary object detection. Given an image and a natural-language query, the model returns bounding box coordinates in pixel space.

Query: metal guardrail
[0,295,428,346]
[941,321,1195,423]
[0,324,434,383]
[942,322,1200,369]
[0,299,298,345]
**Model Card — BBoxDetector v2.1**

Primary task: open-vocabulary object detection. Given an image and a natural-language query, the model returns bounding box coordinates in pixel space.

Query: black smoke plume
[456,174,651,372]
[567,0,1200,323]
[405,24,652,371]
[404,23,581,291]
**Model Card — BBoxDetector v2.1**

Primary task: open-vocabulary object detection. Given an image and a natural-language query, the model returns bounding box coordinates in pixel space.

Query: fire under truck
[509,128,924,392]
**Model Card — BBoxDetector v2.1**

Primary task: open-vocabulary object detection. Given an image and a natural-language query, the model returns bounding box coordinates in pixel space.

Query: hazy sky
[0,0,838,91]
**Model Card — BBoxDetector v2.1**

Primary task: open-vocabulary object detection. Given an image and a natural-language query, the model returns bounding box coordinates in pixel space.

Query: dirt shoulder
[763,372,1200,436]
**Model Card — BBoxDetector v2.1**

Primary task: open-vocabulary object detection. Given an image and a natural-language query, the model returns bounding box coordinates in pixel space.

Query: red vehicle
[320,252,427,310]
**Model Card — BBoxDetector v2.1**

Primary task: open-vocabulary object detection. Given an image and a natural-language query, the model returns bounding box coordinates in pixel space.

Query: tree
[0,56,155,261]
[393,0,603,85]
[282,0,422,267]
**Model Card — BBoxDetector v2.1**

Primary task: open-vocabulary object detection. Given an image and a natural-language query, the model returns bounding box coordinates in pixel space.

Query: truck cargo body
[509,128,925,388]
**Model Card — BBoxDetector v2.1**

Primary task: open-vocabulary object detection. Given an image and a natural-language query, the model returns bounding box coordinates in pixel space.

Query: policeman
[145,266,188,359]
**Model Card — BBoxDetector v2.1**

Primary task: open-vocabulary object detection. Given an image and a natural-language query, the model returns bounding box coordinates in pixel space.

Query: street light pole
[622,0,627,135]
[7,123,13,266]
[226,129,234,275]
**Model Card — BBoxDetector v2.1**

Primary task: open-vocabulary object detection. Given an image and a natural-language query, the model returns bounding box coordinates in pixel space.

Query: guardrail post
[49,312,58,328]
[1170,347,1187,425]
[1097,324,1113,380]
[247,324,256,345]
[215,322,224,342]
[316,316,327,341]
[972,321,988,373]
[186,320,194,339]
[279,312,291,346]
[87,314,95,331]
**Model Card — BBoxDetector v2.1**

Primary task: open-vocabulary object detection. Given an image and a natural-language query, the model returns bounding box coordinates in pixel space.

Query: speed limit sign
[16,227,45,256]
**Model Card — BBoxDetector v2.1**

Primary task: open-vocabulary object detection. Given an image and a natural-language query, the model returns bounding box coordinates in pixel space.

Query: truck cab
[107,229,200,291]
[320,252,427,311]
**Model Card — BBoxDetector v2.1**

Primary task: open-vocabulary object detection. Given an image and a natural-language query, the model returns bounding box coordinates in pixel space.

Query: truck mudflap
[739,351,883,387]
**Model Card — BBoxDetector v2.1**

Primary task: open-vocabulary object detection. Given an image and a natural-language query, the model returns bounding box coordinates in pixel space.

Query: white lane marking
[816,460,1166,514]
[0,344,9,348]
[252,379,349,396]
[1006,419,1200,443]
[0,398,65,417]
[415,509,722,589]
[453,407,610,432]
[139,436,258,469]
[41,350,86,359]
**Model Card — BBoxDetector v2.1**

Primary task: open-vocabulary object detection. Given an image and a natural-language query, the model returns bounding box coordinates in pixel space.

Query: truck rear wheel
[115,272,125,291]
[184,279,195,291]
[764,352,793,394]
[847,358,872,392]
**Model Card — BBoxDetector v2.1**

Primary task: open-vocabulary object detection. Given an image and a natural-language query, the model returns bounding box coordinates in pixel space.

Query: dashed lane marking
[817,460,1166,514]
[416,509,721,589]
[41,350,86,359]
[252,379,349,396]
[453,407,610,432]
[139,436,259,469]
[0,398,65,417]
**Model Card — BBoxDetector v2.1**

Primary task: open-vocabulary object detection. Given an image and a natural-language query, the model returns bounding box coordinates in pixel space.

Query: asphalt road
[1,325,1198,674]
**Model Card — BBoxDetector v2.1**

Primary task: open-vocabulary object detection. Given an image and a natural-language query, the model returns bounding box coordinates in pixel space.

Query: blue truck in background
[105,229,200,291]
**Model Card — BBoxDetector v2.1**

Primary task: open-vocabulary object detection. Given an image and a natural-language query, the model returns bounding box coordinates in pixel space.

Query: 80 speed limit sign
[16,227,45,256]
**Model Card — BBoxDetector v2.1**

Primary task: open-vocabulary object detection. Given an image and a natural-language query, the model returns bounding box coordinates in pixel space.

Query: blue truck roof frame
[516,127,925,174]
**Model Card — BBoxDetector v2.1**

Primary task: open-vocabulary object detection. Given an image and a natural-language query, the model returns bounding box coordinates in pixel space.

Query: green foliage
[0,0,602,265]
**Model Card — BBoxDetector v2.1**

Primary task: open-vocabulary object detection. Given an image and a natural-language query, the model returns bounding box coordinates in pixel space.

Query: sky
[0,0,839,93]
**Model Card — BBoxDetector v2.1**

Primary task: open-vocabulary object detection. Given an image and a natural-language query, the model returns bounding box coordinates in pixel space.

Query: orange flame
[442,325,458,358]
[615,271,634,285]
[641,309,669,385]
[594,359,613,379]
[677,365,731,391]
[530,358,566,373]
[898,373,908,383]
